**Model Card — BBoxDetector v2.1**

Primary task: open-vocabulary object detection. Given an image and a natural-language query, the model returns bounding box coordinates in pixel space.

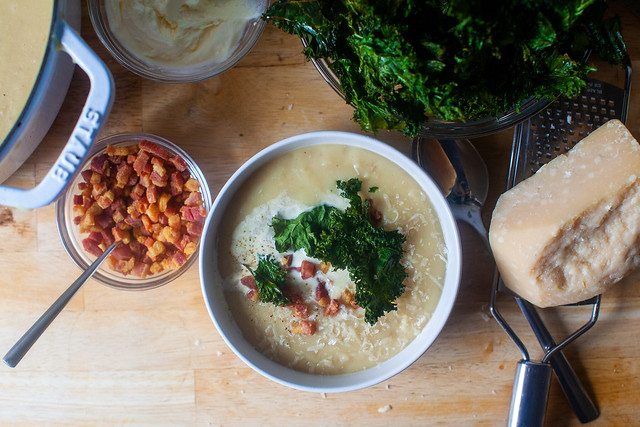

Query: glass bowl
[309,56,551,139]
[56,132,212,290]
[87,0,270,83]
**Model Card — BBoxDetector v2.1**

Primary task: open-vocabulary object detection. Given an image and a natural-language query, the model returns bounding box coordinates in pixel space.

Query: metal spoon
[412,137,599,423]
[3,242,118,368]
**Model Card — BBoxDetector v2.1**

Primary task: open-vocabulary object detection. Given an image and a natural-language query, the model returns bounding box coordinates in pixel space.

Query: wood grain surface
[1,2,639,425]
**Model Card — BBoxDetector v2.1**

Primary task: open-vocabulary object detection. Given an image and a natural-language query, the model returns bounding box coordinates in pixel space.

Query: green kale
[264,0,629,137]
[272,204,337,254]
[247,254,291,306]
[271,178,408,325]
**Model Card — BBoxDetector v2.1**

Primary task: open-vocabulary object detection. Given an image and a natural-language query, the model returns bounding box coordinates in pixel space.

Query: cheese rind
[489,119,640,307]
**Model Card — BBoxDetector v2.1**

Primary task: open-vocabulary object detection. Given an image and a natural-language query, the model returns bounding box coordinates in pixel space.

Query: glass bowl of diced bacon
[56,132,212,290]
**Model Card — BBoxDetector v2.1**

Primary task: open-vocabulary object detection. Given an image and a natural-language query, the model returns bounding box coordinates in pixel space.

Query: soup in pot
[0,1,53,143]
[217,144,448,375]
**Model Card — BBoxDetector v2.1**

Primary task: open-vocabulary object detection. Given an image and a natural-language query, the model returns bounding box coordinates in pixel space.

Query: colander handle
[507,360,552,427]
[0,20,114,209]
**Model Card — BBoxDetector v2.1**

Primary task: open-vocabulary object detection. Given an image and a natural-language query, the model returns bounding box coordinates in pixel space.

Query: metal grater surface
[509,67,631,187]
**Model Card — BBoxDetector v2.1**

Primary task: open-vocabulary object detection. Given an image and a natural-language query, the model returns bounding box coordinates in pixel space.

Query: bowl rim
[56,131,212,290]
[199,130,462,392]
[86,0,270,83]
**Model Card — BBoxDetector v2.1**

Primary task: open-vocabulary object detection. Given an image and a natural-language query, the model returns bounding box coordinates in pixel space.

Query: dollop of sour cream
[105,0,264,68]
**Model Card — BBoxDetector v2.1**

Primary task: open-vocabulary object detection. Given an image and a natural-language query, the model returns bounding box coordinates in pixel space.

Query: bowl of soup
[199,131,461,392]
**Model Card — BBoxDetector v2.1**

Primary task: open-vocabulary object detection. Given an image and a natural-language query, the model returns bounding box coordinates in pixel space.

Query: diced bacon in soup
[300,260,315,279]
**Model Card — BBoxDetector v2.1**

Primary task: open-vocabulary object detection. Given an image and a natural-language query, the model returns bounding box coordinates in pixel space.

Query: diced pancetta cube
[240,275,258,291]
[315,282,330,306]
[91,181,107,199]
[281,254,293,268]
[133,261,150,278]
[146,203,160,222]
[247,289,259,302]
[124,215,143,228]
[96,190,115,209]
[82,238,103,257]
[183,178,199,192]
[139,172,152,188]
[157,193,171,212]
[169,171,184,196]
[132,149,150,174]
[184,191,202,206]
[180,205,206,222]
[171,251,188,268]
[293,303,310,319]
[81,169,93,183]
[161,226,181,244]
[101,230,115,247]
[291,320,316,336]
[170,154,188,172]
[325,299,340,317]
[89,171,102,185]
[343,289,360,309]
[147,240,165,261]
[90,153,109,174]
[300,260,316,279]
[129,183,145,201]
[140,139,171,160]
[112,227,131,244]
[185,221,203,237]
[94,212,114,230]
[112,243,133,261]
[319,261,331,274]
[183,241,197,257]
[115,163,134,188]
[106,145,132,157]
[87,231,102,244]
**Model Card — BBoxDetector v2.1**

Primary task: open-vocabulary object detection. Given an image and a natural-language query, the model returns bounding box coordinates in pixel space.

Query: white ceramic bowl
[199,131,461,392]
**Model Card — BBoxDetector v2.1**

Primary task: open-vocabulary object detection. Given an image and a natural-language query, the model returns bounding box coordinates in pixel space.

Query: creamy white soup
[218,144,447,375]
[0,1,53,143]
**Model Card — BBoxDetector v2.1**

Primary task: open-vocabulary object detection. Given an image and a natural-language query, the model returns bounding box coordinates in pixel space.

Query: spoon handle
[3,243,117,368]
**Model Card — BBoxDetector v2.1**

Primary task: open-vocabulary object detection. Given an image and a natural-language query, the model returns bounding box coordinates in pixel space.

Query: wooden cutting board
[0,2,639,425]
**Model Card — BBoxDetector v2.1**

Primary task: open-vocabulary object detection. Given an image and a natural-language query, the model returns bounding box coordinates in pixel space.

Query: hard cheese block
[489,119,640,307]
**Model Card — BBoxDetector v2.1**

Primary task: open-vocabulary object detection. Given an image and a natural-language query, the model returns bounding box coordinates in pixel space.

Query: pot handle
[0,20,114,209]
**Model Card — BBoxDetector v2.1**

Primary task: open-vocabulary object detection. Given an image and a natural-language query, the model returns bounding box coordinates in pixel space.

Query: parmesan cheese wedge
[489,119,640,307]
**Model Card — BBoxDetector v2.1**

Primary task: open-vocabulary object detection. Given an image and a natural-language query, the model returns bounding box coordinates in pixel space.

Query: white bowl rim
[199,130,461,393]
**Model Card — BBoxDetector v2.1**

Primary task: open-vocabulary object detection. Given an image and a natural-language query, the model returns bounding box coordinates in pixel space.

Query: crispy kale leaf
[247,254,291,306]
[271,178,407,325]
[272,204,337,254]
[264,0,629,137]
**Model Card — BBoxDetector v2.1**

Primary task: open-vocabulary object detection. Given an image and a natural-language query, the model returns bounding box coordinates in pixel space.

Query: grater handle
[508,360,552,427]
[516,298,599,423]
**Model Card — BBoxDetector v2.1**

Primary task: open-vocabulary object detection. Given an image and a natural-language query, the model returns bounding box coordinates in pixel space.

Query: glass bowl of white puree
[199,131,462,392]
[88,0,270,83]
